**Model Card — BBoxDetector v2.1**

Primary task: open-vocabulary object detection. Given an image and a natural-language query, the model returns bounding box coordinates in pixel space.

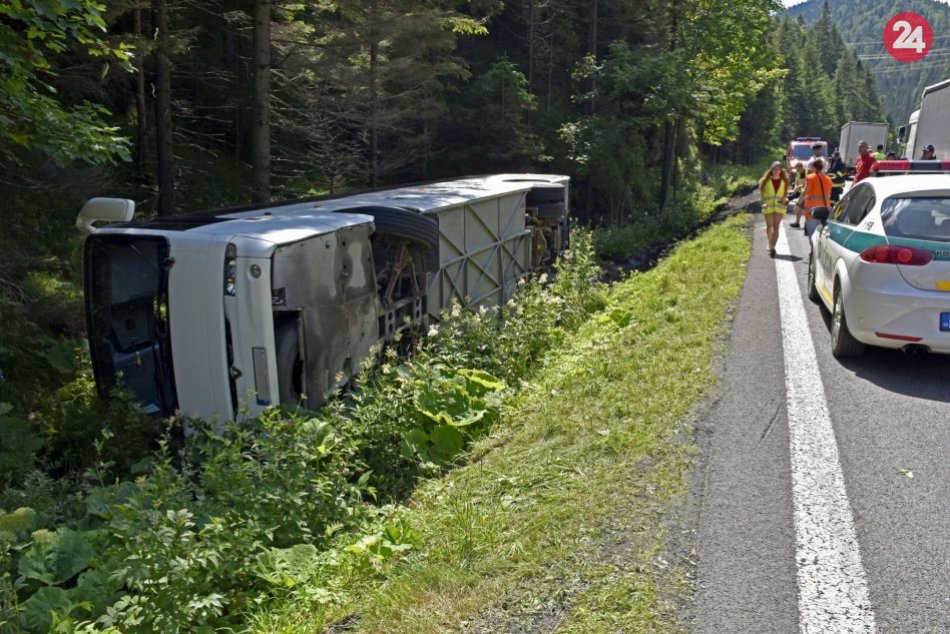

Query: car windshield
[881,197,950,242]
[791,145,817,159]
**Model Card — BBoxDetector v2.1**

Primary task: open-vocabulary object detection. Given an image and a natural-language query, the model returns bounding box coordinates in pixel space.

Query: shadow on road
[812,304,950,402]
[773,253,802,263]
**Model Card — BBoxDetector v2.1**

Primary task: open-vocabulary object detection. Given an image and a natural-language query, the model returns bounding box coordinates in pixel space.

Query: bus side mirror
[897,125,906,142]
[76,198,136,234]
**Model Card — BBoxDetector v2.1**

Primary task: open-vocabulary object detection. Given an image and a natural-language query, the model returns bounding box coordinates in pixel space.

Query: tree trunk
[547,38,553,110]
[369,38,379,188]
[584,0,598,220]
[252,0,271,203]
[527,0,535,92]
[153,0,175,215]
[421,120,429,179]
[224,26,241,159]
[659,120,675,211]
[673,116,685,201]
[134,8,148,179]
[588,0,598,60]
[658,0,680,212]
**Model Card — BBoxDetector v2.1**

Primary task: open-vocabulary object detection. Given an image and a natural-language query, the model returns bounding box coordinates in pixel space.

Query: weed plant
[0,232,604,633]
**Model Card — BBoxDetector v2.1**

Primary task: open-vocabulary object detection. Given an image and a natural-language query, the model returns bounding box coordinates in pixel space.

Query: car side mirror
[811,207,830,225]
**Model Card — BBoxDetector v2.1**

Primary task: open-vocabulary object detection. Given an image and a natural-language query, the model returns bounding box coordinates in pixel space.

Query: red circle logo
[884,12,933,63]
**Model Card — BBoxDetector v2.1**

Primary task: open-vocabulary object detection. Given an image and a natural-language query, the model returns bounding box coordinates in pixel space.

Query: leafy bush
[0,405,42,489]
[36,371,164,481]
[0,235,604,633]
[335,231,604,500]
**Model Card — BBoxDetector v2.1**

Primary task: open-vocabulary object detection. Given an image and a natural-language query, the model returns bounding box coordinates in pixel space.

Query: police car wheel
[831,289,865,358]
[807,251,820,303]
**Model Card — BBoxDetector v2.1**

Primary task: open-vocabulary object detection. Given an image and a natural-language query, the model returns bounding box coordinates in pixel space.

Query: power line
[845,33,950,48]
[868,60,950,75]
[857,47,950,60]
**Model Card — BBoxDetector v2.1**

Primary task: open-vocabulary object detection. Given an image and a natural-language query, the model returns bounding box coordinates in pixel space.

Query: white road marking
[774,228,877,633]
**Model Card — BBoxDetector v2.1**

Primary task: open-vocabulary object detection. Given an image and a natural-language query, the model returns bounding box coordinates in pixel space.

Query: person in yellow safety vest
[790,163,807,228]
[827,150,846,202]
[873,144,886,161]
[758,161,790,257]
[801,158,833,237]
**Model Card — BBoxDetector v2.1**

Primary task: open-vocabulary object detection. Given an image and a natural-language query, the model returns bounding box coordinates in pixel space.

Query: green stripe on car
[827,224,950,259]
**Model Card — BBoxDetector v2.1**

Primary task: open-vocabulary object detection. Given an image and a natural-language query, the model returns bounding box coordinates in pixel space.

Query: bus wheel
[275,318,304,405]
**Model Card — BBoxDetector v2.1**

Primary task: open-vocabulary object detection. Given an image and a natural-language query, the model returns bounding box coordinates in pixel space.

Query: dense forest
[0,0,921,630]
[0,0,901,431]
[0,0,900,442]
[789,0,950,128]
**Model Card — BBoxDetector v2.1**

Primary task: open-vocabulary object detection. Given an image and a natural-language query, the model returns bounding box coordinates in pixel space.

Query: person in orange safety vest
[800,158,833,237]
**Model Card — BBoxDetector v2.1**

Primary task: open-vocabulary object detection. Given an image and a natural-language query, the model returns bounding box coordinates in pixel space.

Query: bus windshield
[84,235,177,415]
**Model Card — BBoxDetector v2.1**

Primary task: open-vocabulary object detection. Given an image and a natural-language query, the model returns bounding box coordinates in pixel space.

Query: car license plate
[942,313,950,332]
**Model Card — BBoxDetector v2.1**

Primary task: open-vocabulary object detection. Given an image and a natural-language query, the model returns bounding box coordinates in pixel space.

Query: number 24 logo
[893,20,926,53]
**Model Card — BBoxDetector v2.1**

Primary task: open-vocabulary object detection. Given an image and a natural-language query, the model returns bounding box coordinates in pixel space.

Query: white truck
[898,78,950,160]
[838,121,888,174]
[75,174,570,422]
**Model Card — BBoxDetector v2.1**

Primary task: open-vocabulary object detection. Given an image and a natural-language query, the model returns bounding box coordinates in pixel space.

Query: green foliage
[592,202,701,263]
[770,8,888,144]
[683,0,785,145]
[560,46,666,224]
[0,302,83,412]
[0,508,38,536]
[36,372,163,480]
[402,367,504,466]
[0,408,43,488]
[18,528,93,588]
[20,569,119,633]
[0,0,131,164]
[191,410,371,548]
[590,158,759,263]
[442,56,542,173]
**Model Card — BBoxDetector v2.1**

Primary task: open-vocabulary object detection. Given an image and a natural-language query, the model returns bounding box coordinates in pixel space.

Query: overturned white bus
[76,174,570,421]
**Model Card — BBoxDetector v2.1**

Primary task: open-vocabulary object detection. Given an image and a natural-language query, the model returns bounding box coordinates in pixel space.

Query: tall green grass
[253,214,752,632]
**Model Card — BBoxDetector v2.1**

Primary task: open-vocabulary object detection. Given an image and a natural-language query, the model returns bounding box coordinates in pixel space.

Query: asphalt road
[686,208,950,634]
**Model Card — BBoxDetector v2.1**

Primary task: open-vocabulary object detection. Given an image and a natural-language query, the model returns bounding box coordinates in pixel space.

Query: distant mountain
[788,0,950,126]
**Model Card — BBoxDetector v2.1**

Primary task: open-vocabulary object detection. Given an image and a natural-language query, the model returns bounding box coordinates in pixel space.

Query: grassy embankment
[256,213,753,632]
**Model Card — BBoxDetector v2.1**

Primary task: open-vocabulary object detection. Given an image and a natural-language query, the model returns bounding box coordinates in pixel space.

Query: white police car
[806,160,950,357]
